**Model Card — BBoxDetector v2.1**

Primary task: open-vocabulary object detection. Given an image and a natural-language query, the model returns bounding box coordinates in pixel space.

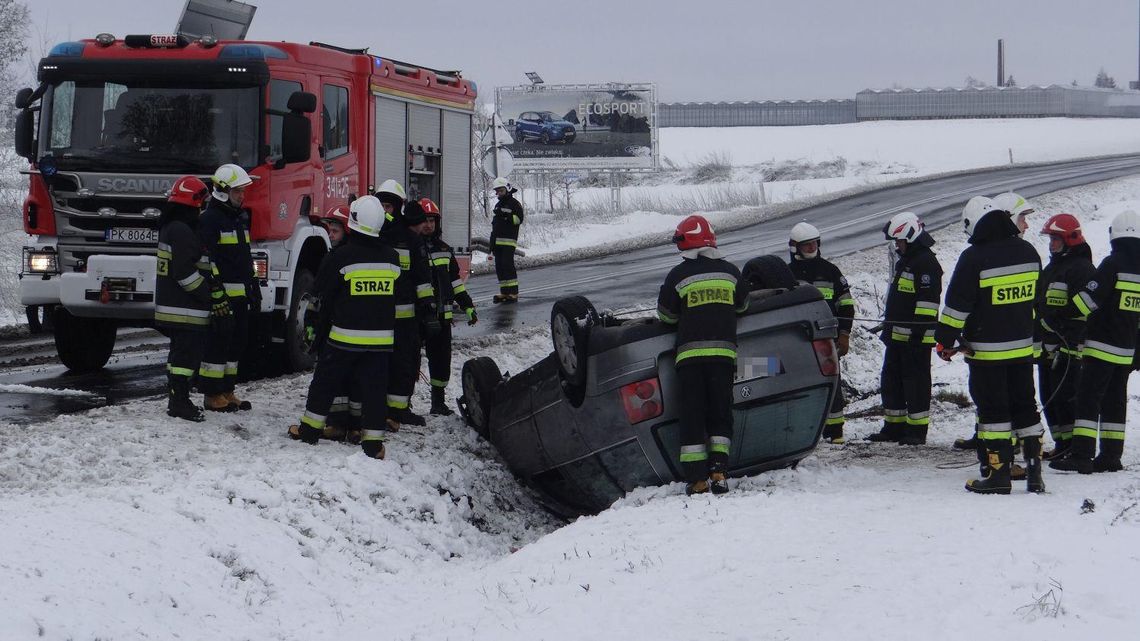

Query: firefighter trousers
[199,297,248,395]
[300,345,389,443]
[880,343,932,437]
[387,317,422,414]
[1038,352,1080,444]
[493,245,518,295]
[825,371,847,436]
[967,361,1043,448]
[166,328,206,383]
[1071,356,1131,460]
[424,320,453,390]
[677,361,735,483]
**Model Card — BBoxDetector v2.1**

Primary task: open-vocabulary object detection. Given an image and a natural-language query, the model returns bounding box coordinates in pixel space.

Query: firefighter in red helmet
[1033,213,1095,460]
[411,197,478,415]
[156,175,221,422]
[656,215,749,495]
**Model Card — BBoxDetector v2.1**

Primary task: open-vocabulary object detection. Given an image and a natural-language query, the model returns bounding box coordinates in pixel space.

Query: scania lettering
[14,35,477,373]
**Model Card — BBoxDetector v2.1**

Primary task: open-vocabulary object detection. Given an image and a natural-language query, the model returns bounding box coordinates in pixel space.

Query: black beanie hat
[403,200,427,226]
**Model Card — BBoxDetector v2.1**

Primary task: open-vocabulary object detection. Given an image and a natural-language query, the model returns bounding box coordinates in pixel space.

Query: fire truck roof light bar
[219,44,288,60]
[48,42,85,57]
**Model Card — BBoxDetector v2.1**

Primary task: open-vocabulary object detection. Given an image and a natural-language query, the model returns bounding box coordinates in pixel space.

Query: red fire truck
[14,34,477,373]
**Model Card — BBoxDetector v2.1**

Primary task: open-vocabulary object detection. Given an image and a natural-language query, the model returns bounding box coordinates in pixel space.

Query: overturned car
[459,256,841,516]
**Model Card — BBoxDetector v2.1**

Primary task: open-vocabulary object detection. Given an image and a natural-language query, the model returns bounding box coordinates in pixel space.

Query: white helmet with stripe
[1110,209,1140,241]
[490,177,511,192]
[962,196,1000,238]
[348,195,384,237]
[883,211,924,243]
[992,192,1035,218]
[376,179,407,202]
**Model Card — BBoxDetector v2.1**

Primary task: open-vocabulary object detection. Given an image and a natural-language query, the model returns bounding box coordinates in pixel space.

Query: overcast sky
[27,0,1140,102]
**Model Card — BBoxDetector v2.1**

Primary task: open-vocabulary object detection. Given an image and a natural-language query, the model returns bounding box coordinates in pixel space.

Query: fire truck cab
[14,34,477,373]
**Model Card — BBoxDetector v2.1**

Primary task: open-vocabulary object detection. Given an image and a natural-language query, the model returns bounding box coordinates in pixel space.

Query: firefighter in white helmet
[867,212,943,446]
[289,195,400,460]
[992,191,1035,236]
[935,196,1044,494]
[490,177,524,303]
[787,221,855,444]
[197,163,259,412]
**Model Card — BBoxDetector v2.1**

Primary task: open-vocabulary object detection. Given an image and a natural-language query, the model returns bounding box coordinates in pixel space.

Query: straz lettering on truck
[350,276,394,296]
[992,280,1035,305]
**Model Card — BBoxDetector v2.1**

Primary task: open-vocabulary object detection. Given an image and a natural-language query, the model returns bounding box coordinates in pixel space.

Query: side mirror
[14,110,34,160]
[14,88,34,110]
[287,91,317,114]
[281,113,311,164]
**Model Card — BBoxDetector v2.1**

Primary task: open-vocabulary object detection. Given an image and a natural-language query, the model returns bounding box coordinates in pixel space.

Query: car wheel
[540,130,551,144]
[742,254,798,290]
[515,128,526,143]
[550,296,597,391]
[460,356,501,439]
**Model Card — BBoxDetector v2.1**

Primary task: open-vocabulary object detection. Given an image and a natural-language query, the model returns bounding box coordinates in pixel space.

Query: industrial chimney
[997,39,1005,87]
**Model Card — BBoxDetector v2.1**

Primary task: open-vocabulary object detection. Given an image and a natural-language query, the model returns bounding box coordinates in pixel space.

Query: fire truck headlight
[24,249,59,274]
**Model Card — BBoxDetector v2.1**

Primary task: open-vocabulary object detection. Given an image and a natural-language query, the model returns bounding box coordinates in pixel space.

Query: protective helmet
[376,179,407,202]
[992,192,1035,218]
[672,214,717,250]
[419,198,441,219]
[962,196,1000,238]
[347,195,384,237]
[788,221,821,259]
[1109,209,1140,241]
[321,204,350,225]
[168,176,210,208]
[883,211,924,243]
[211,164,255,190]
[1039,213,1084,247]
[491,177,511,191]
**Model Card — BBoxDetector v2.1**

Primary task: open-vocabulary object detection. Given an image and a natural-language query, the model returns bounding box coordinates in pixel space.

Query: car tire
[550,296,596,394]
[53,308,116,373]
[742,254,798,290]
[515,128,526,143]
[540,130,550,144]
[26,304,56,334]
[460,356,501,439]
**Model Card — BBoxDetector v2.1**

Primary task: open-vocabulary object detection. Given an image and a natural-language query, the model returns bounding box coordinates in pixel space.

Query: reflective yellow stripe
[495,239,517,247]
[968,346,1035,361]
[167,365,195,377]
[676,347,736,363]
[897,278,914,293]
[1081,347,1133,365]
[978,271,1036,289]
[939,314,966,329]
[217,231,239,245]
[914,306,937,317]
[1116,281,1140,292]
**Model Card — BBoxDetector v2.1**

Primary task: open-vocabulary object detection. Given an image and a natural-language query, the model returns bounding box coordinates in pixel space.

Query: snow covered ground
[4,174,1140,640]
[474,118,1140,267]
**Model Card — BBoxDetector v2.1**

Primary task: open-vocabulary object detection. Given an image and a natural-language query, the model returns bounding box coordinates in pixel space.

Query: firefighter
[992,191,1035,236]
[306,205,357,439]
[787,222,854,444]
[1050,210,1140,474]
[288,196,399,460]
[198,163,259,412]
[321,205,349,248]
[935,196,1044,494]
[867,212,943,445]
[657,215,749,495]
[412,197,478,415]
[155,176,219,422]
[1034,213,1095,460]
[490,177,524,303]
[376,179,437,428]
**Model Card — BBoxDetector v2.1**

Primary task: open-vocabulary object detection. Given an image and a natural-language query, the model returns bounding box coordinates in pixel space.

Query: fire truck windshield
[43,79,261,174]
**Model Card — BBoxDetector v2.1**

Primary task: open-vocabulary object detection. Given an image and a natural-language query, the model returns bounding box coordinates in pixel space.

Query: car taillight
[620,377,663,424]
[812,339,838,377]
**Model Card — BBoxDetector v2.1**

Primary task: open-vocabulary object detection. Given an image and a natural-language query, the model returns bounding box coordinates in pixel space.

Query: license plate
[735,356,784,383]
[105,227,158,244]
[103,277,136,292]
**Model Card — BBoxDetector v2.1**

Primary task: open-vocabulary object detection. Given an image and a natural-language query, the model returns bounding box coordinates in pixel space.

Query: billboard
[496,83,657,171]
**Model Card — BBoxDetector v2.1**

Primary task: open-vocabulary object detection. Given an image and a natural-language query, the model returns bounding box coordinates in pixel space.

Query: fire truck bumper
[58,255,156,319]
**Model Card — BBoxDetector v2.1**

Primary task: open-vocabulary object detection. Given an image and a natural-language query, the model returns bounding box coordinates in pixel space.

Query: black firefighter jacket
[657,250,750,367]
[789,255,854,334]
[934,213,1041,365]
[314,233,401,352]
[155,206,213,331]
[1071,237,1140,366]
[490,193,524,249]
[1035,243,1095,356]
[882,233,943,346]
[198,198,254,300]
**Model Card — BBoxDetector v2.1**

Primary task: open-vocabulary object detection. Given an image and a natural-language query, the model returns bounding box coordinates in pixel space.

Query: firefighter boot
[685,480,710,496]
[204,393,238,412]
[1049,435,1094,474]
[166,376,205,423]
[965,440,1013,495]
[953,435,979,451]
[361,439,386,460]
[287,423,321,445]
[822,422,845,445]
[1042,437,1071,461]
[865,421,903,443]
[1022,435,1046,493]
[224,391,252,411]
[975,439,989,476]
[1093,438,1124,473]
[393,407,426,427]
[899,425,928,446]
[709,465,729,495]
[430,387,455,416]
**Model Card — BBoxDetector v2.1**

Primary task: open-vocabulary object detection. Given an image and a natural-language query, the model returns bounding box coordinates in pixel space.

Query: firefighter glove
[836,332,850,357]
[935,342,956,362]
[466,307,478,326]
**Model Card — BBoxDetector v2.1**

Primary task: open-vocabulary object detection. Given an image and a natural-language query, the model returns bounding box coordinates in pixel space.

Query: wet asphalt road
[5,154,1140,425]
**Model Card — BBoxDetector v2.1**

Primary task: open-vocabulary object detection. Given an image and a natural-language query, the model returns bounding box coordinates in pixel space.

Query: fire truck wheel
[26,304,56,334]
[53,308,116,372]
[282,266,317,373]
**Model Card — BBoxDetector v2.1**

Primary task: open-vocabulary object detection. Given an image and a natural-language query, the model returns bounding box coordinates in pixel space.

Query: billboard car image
[497,84,656,170]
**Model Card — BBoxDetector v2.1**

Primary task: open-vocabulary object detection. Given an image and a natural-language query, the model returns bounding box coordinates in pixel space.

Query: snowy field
[474,118,1140,266]
[4,174,1140,640]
